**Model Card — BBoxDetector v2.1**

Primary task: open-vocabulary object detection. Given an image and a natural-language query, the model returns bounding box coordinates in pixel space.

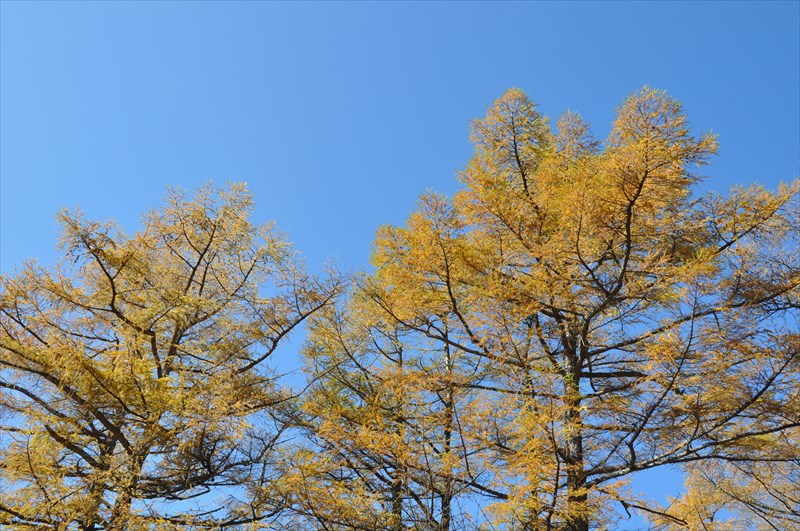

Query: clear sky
[1,1,798,527]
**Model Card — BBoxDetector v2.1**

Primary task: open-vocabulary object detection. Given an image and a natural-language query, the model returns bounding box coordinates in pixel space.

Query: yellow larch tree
[0,184,341,529]
[285,287,486,530]
[307,88,799,530]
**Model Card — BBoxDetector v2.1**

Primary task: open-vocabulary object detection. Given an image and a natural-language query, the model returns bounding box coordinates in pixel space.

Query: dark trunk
[439,394,454,531]
[439,335,455,531]
[564,352,588,531]
[80,440,115,530]
[110,432,151,530]
[391,471,403,531]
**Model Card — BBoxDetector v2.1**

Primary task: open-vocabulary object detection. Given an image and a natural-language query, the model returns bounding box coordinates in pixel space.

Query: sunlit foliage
[2,88,798,531]
[295,88,799,530]
[0,184,341,528]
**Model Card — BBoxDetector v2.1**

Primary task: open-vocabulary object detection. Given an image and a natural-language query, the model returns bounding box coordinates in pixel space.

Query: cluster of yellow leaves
[0,184,341,528]
[294,87,799,530]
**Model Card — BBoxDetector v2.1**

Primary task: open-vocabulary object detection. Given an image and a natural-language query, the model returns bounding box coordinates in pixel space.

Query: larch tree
[0,184,341,529]
[286,293,485,530]
[304,88,799,530]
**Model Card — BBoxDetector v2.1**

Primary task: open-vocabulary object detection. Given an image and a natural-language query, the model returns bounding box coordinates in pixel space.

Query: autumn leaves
[1,89,798,530]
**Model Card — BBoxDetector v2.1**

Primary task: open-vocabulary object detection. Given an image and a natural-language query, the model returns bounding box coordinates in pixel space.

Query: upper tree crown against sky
[295,87,799,530]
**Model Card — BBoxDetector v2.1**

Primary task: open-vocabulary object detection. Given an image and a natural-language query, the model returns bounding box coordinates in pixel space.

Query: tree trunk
[109,442,148,530]
[564,354,588,531]
[439,396,453,531]
[440,334,454,531]
[109,491,132,531]
[80,441,114,530]
[391,471,403,531]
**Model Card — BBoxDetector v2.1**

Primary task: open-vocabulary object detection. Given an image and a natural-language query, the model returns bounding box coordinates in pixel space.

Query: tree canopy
[296,87,799,530]
[1,88,798,530]
[0,184,341,528]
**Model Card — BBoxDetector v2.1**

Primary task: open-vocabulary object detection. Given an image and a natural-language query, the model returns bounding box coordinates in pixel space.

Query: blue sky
[1,1,798,527]
[2,1,798,274]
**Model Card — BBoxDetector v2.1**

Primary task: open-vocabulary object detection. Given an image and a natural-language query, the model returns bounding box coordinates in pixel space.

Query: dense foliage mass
[2,88,798,530]
[0,185,341,528]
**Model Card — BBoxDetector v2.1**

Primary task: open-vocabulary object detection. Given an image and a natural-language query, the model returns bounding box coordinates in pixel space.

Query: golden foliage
[2,88,798,530]
[0,183,341,528]
[296,88,799,530]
